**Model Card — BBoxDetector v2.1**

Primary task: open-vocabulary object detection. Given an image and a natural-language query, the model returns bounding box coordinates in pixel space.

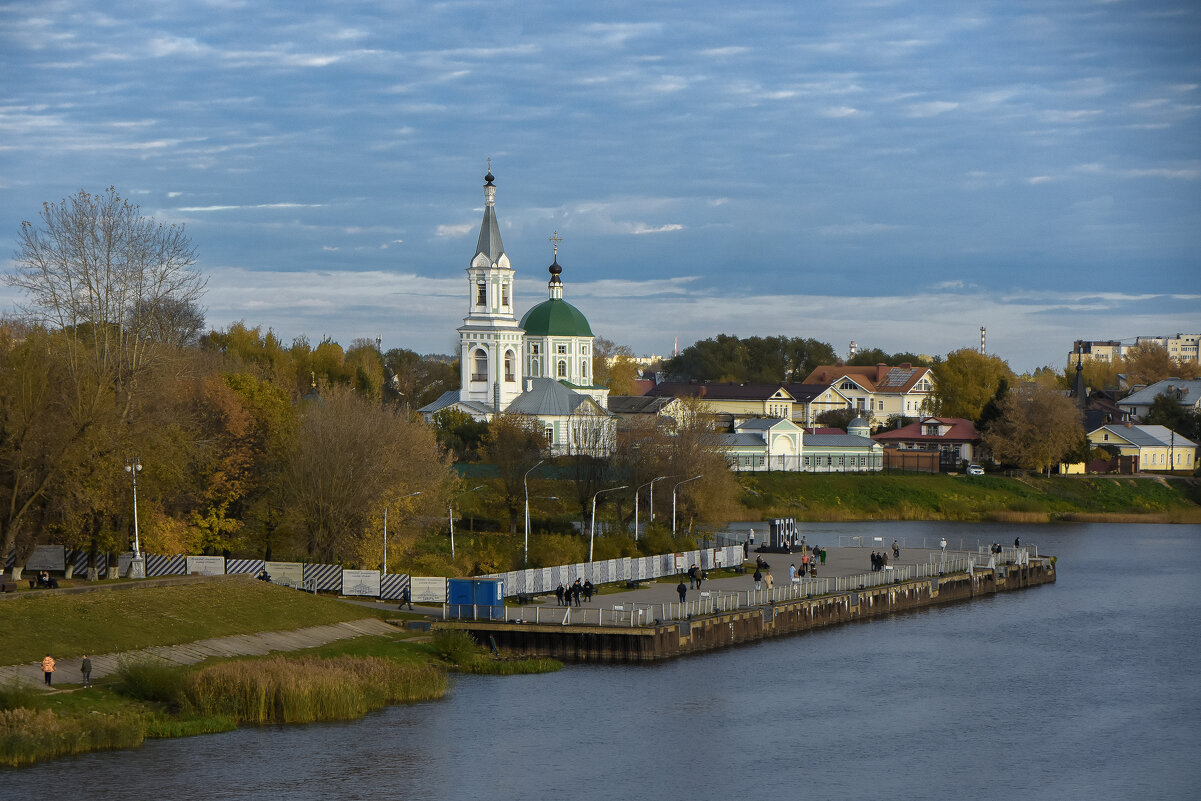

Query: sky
[2,0,1199,372]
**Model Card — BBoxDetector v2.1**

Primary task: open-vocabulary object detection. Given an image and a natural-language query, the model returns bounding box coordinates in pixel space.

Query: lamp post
[449,487,483,560]
[124,457,142,557]
[384,491,422,573]
[523,459,545,565]
[672,475,702,536]
[590,485,628,562]
[635,476,668,541]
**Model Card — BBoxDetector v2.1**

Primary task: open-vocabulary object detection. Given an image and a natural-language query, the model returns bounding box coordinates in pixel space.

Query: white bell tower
[456,165,525,411]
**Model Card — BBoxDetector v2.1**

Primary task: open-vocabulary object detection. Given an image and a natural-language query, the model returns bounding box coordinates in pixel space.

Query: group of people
[870,550,890,571]
[39,654,91,687]
[687,563,706,589]
[34,571,58,589]
[788,550,821,581]
[554,579,594,606]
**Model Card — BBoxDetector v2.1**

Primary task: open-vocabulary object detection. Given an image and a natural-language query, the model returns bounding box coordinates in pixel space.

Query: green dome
[520,298,593,337]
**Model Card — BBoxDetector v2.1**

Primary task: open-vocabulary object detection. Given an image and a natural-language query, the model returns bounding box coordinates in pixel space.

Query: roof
[417,390,494,418]
[720,433,769,448]
[782,383,841,402]
[873,417,979,442]
[645,382,796,401]
[804,433,880,450]
[1090,424,1198,449]
[519,298,593,337]
[1119,379,1201,409]
[735,417,801,433]
[801,363,933,394]
[607,395,676,415]
[475,182,505,263]
[505,378,606,417]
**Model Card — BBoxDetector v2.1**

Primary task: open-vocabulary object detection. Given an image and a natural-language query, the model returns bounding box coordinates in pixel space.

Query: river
[6,522,1199,800]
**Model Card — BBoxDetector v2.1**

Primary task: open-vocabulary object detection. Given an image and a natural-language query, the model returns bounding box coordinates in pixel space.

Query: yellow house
[800,363,936,425]
[1087,424,1197,472]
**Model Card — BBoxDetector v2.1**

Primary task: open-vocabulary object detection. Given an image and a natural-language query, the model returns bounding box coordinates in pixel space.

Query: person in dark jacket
[676,581,687,603]
[582,580,594,602]
[555,584,565,606]
[80,654,92,687]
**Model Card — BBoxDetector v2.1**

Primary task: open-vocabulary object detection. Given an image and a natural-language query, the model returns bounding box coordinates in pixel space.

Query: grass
[0,577,384,666]
[741,473,1201,523]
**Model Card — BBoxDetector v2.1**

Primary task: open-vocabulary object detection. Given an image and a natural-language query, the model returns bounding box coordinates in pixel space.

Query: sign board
[186,556,226,576]
[674,553,688,572]
[26,545,66,571]
[713,548,726,568]
[341,569,381,597]
[410,576,446,603]
[264,561,304,589]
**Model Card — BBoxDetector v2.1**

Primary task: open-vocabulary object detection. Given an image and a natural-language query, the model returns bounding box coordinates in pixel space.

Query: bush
[0,707,145,767]
[430,628,482,666]
[114,657,187,707]
[0,679,40,711]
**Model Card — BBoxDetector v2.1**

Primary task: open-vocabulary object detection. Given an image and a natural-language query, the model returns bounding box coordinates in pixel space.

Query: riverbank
[740,472,1201,522]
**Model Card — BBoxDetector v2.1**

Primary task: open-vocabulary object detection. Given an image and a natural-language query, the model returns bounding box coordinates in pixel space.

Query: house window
[878,400,884,410]
[476,279,487,306]
[544,426,554,444]
[841,381,855,391]
[557,344,567,354]
[557,360,567,378]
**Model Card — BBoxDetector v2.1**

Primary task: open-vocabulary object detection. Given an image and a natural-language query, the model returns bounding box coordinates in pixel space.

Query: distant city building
[1068,334,1200,367]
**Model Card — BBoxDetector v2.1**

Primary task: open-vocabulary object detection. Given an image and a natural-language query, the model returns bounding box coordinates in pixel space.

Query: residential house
[722,416,883,473]
[1087,424,1197,472]
[800,363,936,423]
[872,416,980,471]
[1117,379,1201,420]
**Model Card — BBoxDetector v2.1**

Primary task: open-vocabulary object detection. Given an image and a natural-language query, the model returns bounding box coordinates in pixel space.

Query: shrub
[114,657,187,707]
[0,707,145,768]
[430,628,482,665]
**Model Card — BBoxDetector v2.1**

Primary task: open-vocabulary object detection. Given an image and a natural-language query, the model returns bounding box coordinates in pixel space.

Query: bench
[0,581,17,593]
[516,593,534,605]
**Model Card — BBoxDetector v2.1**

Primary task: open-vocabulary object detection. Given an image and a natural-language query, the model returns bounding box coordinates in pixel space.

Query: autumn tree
[932,349,1015,421]
[282,385,450,563]
[480,413,547,534]
[1123,342,1200,386]
[666,335,836,383]
[1143,392,1201,442]
[982,384,1084,475]
[593,337,641,395]
[847,347,932,367]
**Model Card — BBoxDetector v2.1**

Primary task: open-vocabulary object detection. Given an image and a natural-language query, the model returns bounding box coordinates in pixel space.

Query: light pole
[590,485,628,562]
[649,474,673,531]
[124,457,142,557]
[385,491,422,573]
[635,476,668,541]
[523,459,545,565]
[449,487,483,560]
[672,475,702,536]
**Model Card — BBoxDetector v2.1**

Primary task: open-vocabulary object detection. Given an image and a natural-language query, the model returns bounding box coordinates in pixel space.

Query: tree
[432,408,489,461]
[665,335,836,383]
[481,413,547,534]
[1123,342,1200,386]
[932,349,1015,421]
[282,385,449,562]
[848,347,932,367]
[815,408,858,430]
[1143,392,1201,442]
[982,384,1084,475]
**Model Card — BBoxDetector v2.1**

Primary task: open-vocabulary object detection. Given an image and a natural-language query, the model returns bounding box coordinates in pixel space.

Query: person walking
[80,654,92,688]
[892,540,900,559]
[583,580,594,602]
[789,563,797,582]
[753,568,763,591]
[399,586,413,610]
[677,581,688,603]
[41,654,55,687]
[555,583,565,606]
[764,571,774,591]
[939,537,947,554]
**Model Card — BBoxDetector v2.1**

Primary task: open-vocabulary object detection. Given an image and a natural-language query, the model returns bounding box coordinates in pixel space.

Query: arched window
[530,358,539,376]
[557,360,567,378]
[581,359,588,378]
[476,279,487,306]
[472,349,488,382]
[504,350,515,382]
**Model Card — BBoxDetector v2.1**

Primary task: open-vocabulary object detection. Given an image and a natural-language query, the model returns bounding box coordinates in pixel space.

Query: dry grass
[0,707,146,768]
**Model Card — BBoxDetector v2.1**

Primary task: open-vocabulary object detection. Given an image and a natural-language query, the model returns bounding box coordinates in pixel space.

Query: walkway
[0,617,399,690]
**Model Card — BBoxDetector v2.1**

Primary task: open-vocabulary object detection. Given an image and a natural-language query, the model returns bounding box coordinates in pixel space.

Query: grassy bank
[1,630,558,768]
[740,473,1201,523]
[0,578,382,666]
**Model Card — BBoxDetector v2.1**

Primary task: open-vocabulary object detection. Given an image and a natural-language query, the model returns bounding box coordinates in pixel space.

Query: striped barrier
[145,554,187,577]
[304,562,342,592]
[380,573,411,600]
[225,559,265,575]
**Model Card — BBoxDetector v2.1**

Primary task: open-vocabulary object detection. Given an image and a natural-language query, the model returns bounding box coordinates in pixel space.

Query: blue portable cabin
[446,577,505,620]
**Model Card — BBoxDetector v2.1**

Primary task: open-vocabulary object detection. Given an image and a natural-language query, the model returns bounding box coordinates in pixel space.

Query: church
[418,169,615,455]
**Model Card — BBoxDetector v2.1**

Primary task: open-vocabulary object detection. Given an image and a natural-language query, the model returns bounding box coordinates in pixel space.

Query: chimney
[525,378,533,392]
[876,363,887,382]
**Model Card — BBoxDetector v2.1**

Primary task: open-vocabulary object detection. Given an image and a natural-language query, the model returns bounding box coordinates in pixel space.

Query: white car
[967,464,984,476]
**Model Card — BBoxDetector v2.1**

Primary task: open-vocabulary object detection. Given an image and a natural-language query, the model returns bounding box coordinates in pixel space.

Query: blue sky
[2,0,1198,371]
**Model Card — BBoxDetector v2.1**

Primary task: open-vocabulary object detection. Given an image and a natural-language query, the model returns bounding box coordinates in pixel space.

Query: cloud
[820,106,861,118]
[176,202,327,211]
[629,223,684,235]
[436,223,474,238]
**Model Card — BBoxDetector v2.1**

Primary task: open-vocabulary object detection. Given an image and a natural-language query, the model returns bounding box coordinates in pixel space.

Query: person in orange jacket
[41,654,55,686]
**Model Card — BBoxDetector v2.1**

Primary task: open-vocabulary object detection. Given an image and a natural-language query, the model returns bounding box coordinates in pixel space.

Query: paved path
[0,617,399,690]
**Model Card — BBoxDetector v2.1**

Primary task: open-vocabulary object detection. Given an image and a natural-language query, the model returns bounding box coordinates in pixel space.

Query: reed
[458,658,563,675]
[113,657,188,706]
[0,679,40,711]
[985,510,1052,523]
[180,656,447,724]
[0,707,146,768]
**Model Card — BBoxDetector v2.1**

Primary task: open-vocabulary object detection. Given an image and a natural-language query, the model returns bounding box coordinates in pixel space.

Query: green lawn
[0,578,382,665]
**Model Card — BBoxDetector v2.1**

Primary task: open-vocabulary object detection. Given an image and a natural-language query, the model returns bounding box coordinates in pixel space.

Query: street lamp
[124,457,142,557]
[635,476,668,541]
[523,459,545,565]
[672,475,703,536]
[384,492,422,573]
[590,485,628,562]
[449,487,483,560]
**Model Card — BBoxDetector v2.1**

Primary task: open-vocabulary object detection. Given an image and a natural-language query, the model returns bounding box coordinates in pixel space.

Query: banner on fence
[26,545,66,571]
[186,556,226,576]
[266,561,304,589]
[410,576,446,603]
[342,569,381,596]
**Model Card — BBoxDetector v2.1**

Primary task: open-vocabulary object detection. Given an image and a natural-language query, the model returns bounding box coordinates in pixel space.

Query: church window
[476,279,487,306]
[471,349,487,382]
[557,344,567,354]
[531,344,540,355]
[557,360,567,378]
[504,350,515,382]
[531,358,539,376]
[501,283,509,306]
[581,360,588,378]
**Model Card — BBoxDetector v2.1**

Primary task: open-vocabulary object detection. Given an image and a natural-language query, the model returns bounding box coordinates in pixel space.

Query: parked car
[967,464,984,476]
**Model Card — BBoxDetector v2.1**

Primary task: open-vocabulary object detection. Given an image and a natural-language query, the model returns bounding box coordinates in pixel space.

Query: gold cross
[549,230,562,256]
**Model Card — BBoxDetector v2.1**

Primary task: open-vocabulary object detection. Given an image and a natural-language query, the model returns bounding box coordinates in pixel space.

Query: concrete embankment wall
[448,560,1056,663]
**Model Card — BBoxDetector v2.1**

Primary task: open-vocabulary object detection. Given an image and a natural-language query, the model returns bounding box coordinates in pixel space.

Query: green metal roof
[520,298,593,337]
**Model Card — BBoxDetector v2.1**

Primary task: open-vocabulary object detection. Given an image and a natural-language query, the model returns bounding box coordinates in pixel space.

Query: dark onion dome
[549,257,562,276]
[520,298,593,337]
[485,170,495,185]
